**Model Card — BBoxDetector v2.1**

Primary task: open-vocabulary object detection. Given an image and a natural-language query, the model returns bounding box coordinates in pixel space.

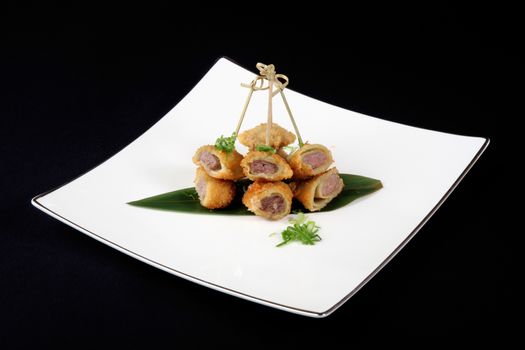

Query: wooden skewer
[234,84,255,137]
[279,90,304,147]
[239,63,302,149]
[266,78,273,146]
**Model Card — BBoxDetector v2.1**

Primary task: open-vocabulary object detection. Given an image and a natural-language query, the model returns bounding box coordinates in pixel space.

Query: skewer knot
[256,62,289,93]
[256,63,276,80]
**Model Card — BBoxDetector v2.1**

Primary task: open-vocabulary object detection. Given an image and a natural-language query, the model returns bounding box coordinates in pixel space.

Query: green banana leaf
[127,174,382,215]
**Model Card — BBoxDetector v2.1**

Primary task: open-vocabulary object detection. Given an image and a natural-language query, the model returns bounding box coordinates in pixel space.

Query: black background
[1,3,519,347]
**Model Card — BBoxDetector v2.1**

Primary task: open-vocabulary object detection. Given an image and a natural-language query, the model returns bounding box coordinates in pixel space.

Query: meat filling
[200,151,221,171]
[318,174,341,197]
[302,151,327,169]
[196,178,207,199]
[250,160,278,174]
[260,194,285,214]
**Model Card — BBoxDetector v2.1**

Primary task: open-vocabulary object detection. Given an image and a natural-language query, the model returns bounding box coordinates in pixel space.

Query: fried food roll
[288,144,333,180]
[240,151,293,182]
[292,168,344,212]
[238,123,296,150]
[242,181,293,220]
[192,145,244,180]
[194,167,236,209]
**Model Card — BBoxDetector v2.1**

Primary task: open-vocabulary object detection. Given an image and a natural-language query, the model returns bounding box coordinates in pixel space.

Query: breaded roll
[238,123,296,150]
[292,168,344,212]
[240,151,293,182]
[242,181,293,220]
[194,167,236,209]
[288,144,333,180]
[192,145,244,180]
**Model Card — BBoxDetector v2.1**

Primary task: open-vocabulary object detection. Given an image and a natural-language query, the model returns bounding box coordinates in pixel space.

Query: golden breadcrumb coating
[292,168,344,212]
[240,151,293,182]
[192,145,244,180]
[242,181,293,220]
[288,144,333,180]
[194,167,236,209]
[238,123,296,150]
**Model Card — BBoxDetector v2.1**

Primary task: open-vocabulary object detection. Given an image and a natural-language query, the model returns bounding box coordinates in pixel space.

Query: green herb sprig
[276,213,322,247]
[215,133,237,153]
[255,144,276,153]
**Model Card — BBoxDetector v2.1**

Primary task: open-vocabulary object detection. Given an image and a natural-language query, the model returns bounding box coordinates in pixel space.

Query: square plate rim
[30,57,491,317]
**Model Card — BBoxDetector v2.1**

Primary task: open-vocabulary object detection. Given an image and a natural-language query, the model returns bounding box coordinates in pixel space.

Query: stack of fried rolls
[239,123,295,220]
[192,123,344,219]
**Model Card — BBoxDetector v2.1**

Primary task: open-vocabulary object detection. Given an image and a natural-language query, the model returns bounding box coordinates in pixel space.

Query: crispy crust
[292,168,344,212]
[238,123,296,150]
[240,151,293,182]
[192,145,244,180]
[194,167,236,209]
[242,181,293,220]
[288,144,333,180]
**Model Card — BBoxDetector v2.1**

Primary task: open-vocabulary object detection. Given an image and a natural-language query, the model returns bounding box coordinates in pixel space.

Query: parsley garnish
[255,144,276,153]
[215,133,236,153]
[276,213,322,247]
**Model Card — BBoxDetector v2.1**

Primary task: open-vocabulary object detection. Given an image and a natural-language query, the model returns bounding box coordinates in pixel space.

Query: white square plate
[32,58,488,317]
